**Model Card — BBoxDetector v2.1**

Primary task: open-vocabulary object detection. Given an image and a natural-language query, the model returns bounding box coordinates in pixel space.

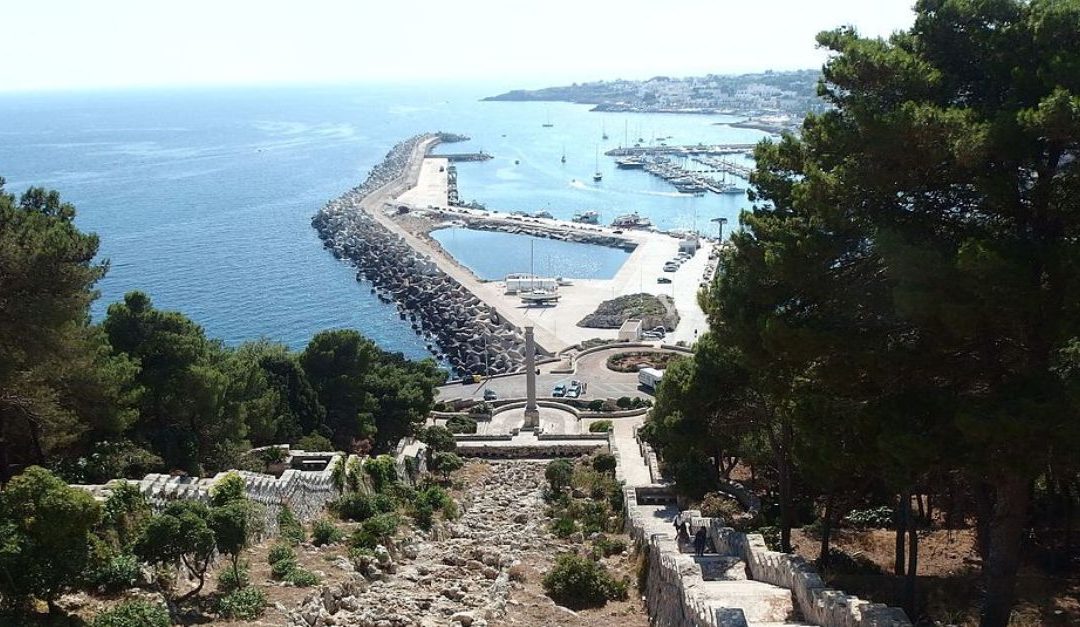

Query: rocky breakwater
[312,135,527,377]
[287,461,551,627]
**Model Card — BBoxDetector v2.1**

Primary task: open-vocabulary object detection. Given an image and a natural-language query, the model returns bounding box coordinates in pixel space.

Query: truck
[638,367,664,391]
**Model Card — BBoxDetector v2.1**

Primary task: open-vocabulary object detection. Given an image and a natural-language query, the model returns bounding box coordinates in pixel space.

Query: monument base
[523,408,540,430]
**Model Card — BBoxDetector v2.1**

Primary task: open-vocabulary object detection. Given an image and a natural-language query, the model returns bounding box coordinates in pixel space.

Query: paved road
[437,345,689,403]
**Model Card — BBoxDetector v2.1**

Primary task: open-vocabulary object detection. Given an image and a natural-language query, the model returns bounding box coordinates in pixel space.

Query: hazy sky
[1,0,918,92]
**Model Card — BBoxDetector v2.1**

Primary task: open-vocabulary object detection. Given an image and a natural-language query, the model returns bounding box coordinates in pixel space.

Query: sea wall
[427,211,637,251]
[311,133,528,377]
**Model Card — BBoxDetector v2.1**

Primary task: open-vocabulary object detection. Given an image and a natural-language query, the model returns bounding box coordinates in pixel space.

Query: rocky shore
[312,134,527,377]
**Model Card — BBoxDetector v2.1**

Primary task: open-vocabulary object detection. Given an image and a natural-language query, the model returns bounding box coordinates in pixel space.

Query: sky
[0,0,919,92]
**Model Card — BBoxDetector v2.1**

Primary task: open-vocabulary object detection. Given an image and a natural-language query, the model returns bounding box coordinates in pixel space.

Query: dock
[436,152,495,162]
[605,143,755,157]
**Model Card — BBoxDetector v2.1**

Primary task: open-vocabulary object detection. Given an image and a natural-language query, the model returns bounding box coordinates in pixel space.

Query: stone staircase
[679,549,813,626]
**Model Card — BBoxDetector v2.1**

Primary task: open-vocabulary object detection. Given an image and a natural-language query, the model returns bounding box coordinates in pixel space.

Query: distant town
[484,69,825,133]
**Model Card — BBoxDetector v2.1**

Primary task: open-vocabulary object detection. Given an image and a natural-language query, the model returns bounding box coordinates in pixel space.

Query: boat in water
[611,212,653,229]
[573,211,600,224]
[615,156,646,169]
[593,146,603,182]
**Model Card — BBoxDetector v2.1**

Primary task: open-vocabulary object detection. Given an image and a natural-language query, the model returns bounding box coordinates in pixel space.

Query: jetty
[605,143,755,157]
[436,152,494,162]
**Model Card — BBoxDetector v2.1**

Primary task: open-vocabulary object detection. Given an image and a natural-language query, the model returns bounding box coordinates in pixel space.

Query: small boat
[520,290,560,304]
[561,145,566,164]
[542,109,554,128]
[593,146,603,182]
[616,156,646,169]
[602,122,609,141]
[514,159,520,165]
[611,212,652,229]
[573,211,600,225]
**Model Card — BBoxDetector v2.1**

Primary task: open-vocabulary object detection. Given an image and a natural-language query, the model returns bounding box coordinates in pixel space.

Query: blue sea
[0,84,769,357]
[430,228,630,281]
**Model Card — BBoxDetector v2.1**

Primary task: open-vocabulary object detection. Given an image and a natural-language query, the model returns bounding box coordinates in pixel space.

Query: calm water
[0,84,769,355]
[430,228,629,280]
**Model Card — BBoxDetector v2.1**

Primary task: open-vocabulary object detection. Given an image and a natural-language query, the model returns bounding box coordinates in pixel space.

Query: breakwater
[427,210,637,251]
[312,134,528,377]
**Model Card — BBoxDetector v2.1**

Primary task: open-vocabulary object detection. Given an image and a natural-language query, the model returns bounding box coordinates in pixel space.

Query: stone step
[697,580,797,623]
[693,555,748,581]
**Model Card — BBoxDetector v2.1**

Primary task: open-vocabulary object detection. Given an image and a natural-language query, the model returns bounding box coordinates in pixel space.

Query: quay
[605,143,755,157]
[436,152,494,162]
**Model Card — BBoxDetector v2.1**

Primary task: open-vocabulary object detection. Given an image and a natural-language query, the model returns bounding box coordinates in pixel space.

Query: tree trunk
[974,481,993,561]
[904,507,919,618]
[1064,481,1074,563]
[894,491,909,576]
[778,453,794,553]
[978,475,1032,627]
[819,494,835,567]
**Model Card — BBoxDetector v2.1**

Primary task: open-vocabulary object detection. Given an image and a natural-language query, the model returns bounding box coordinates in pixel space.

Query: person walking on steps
[694,525,708,557]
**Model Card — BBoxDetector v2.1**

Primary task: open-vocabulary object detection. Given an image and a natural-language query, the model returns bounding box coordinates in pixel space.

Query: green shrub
[430,451,464,478]
[467,401,491,416]
[350,513,399,550]
[615,396,633,409]
[311,519,343,546]
[756,525,781,551]
[295,432,335,452]
[217,561,249,593]
[91,600,171,627]
[588,420,613,433]
[843,506,894,529]
[446,415,478,434]
[421,425,457,453]
[216,585,266,620]
[551,516,577,538]
[268,543,296,566]
[541,553,628,609]
[594,535,628,557]
[545,459,574,492]
[334,492,379,521]
[364,455,398,492]
[591,453,617,474]
[284,567,320,587]
[277,506,305,545]
[87,550,141,593]
[587,399,604,412]
[271,556,298,579]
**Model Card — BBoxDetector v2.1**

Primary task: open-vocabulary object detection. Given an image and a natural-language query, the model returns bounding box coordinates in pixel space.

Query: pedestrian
[674,518,690,545]
[693,526,708,557]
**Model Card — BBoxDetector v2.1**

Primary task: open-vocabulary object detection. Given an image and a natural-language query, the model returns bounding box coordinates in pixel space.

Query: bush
[446,415,478,434]
[755,525,781,551]
[278,506,305,545]
[615,396,633,409]
[551,516,577,538]
[268,543,296,566]
[86,550,141,593]
[844,506,894,529]
[542,553,628,609]
[467,401,491,416]
[587,399,604,412]
[588,420,613,433]
[350,513,400,550]
[591,453,617,474]
[295,432,334,452]
[430,451,464,479]
[334,492,379,522]
[699,493,744,522]
[217,561,250,593]
[216,585,266,620]
[594,535,628,557]
[421,425,457,453]
[270,556,298,579]
[91,600,171,627]
[364,455,398,492]
[284,567,320,587]
[545,459,574,492]
[311,519,343,546]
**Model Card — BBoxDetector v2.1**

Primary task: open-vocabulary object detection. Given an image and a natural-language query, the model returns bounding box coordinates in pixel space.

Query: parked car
[642,331,663,340]
[483,389,498,401]
[569,380,582,393]
[565,388,580,398]
[663,265,678,273]
[657,276,672,284]
[552,384,567,397]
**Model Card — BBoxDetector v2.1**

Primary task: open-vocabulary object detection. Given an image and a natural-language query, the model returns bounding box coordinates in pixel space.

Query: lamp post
[711,217,728,241]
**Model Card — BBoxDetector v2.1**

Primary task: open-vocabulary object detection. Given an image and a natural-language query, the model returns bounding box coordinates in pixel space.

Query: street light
[711,217,728,241]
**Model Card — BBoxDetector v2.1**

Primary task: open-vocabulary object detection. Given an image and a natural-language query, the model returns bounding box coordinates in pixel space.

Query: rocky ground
[287,460,648,627]
[577,293,679,331]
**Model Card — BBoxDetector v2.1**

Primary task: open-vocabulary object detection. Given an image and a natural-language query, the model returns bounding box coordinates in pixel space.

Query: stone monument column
[523,326,540,429]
